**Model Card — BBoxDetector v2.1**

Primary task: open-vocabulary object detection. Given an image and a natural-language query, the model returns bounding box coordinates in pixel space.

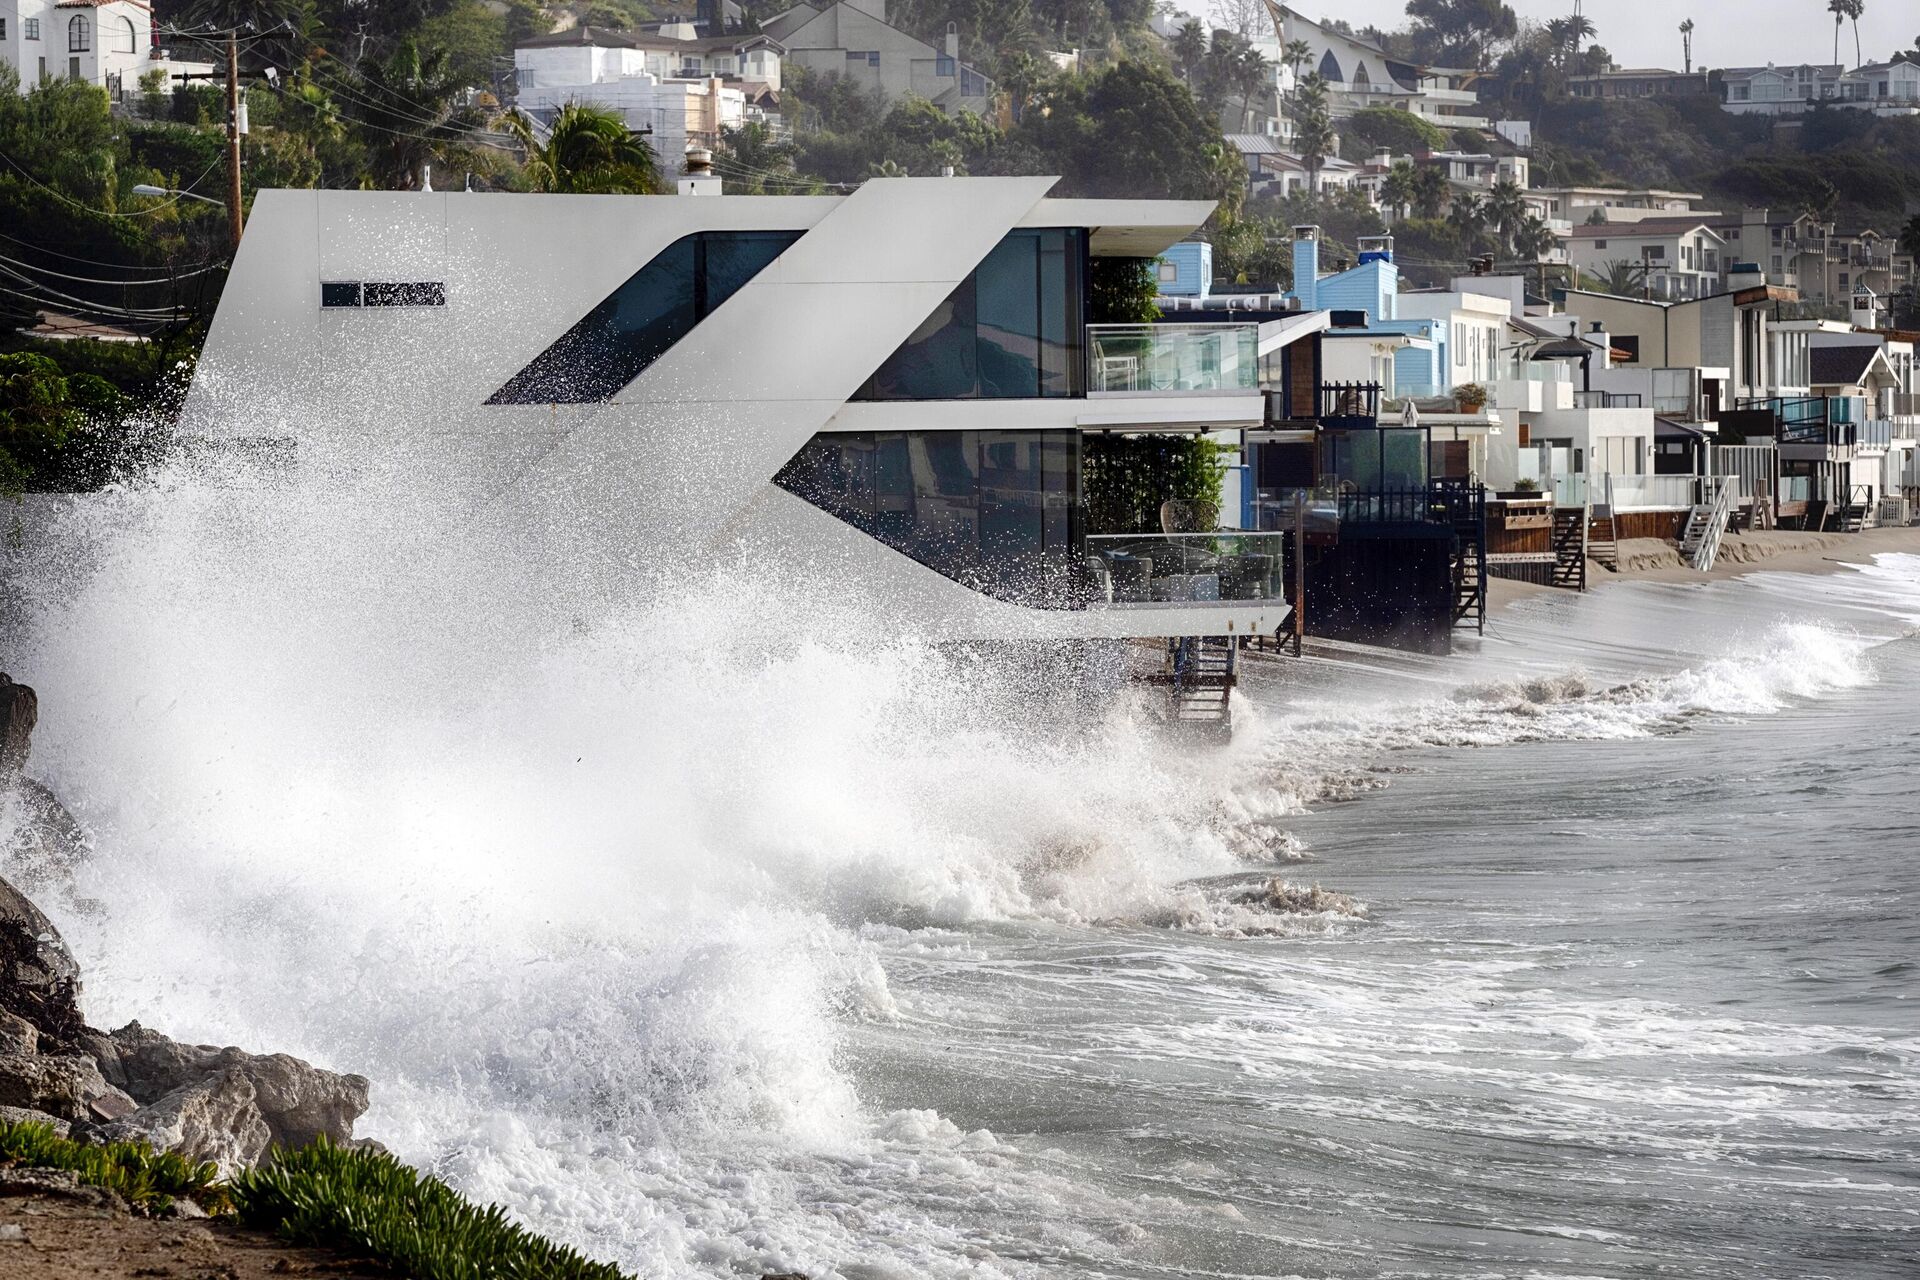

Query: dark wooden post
[1292,490,1306,657]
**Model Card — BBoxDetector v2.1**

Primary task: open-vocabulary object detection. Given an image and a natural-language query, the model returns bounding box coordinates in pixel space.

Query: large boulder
[87,1022,370,1155]
[0,1051,136,1124]
[89,1070,274,1176]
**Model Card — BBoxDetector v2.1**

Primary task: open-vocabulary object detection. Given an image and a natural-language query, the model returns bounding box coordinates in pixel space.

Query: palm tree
[1828,0,1846,65]
[345,41,483,191]
[1486,178,1528,253]
[1448,191,1486,247]
[1172,20,1207,86]
[867,158,908,178]
[1513,215,1558,262]
[1566,12,1597,64]
[1235,43,1272,131]
[1596,258,1648,297]
[1679,18,1695,74]
[1840,0,1864,66]
[506,102,664,195]
[1381,160,1417,221]
[1412,164,1449,219]
[1291,72,1335,193]
[1545,17,1573,69]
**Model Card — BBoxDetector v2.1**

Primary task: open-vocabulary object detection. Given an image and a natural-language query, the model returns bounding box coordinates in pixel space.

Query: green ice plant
[0,1119,226,1214]
[229,1137,632,1280]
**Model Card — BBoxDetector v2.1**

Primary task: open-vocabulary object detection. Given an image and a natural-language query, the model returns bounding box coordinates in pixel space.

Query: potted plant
[1512,477,1541,494]
[1453,382,1488,413]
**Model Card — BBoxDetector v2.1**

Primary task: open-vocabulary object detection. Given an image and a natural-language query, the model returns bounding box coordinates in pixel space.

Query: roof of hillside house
[1564,217,1724,241]
[1809,344,1886,386]
[1718,63,1842,78]
[518,26,780,53]
[1223,134,1287,155]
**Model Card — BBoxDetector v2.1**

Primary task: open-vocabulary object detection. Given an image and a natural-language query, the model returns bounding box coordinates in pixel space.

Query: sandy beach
[1484,526,1920,617]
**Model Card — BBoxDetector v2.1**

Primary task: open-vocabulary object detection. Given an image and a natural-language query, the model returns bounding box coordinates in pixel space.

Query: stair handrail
[1692,475,1734,571]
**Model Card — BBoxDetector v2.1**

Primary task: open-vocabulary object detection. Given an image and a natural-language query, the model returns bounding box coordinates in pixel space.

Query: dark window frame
[321,281,446,309]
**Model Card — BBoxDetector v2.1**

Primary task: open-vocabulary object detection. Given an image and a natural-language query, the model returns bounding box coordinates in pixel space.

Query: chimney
[678,146,722,195]
[1292,225,1320,310]
[1358,234,1393,265]
[946,22,959,59]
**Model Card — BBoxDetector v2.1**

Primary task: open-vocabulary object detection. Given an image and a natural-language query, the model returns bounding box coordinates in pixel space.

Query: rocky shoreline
[0,674,372,1181]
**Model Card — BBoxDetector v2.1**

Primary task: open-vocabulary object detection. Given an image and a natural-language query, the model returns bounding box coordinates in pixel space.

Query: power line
[0,150,226,220]
[0,226,207,273]
[0,252,227,288]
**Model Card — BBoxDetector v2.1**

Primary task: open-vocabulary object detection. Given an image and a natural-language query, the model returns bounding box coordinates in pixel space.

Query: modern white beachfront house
[186,179,1289,643]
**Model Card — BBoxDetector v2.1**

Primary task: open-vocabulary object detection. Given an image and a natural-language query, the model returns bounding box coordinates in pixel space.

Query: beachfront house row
[758,0,992,116]
[186,178,1310,644]
[1,0,155,98]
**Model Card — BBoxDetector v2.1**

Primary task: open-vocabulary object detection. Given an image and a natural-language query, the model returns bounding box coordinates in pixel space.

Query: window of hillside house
[69,14,90,52]
[24,18,39,39]
[936,54,956,76]
[1594,239,1607,249]
[118,16,137,52]
[1646,245,1665,259]
[1319,50,1341,81]
[1158,261,1178,283]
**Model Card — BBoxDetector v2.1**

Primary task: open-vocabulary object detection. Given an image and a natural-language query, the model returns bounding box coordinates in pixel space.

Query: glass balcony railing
[1087,324,1259,395]
[1086,532,1286,604]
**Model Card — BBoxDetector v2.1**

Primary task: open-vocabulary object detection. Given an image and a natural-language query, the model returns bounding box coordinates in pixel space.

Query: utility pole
[225,30,243,250]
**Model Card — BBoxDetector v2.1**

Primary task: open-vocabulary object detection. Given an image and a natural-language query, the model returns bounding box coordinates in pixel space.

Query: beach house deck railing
[1087,324,1259,394]
[1086,532,1287,604]
[1604,474,1699,510]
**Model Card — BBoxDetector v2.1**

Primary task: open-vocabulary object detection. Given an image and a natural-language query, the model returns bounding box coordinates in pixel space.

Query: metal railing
[1574,390,1643,408]
[1858,419,1894,449]
[1087,323,1259,394]
[1086,532,1287,604]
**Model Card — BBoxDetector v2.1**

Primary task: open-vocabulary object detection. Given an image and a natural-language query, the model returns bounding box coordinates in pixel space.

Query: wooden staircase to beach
[1551,506,1588,590]
[1834,484,1876,533]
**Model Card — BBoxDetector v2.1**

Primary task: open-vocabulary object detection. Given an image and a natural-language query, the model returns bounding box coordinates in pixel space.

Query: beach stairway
[1448,483,1488,633]
[1551,506,1589,590]
[1588,510,1619,572]
[1165,636,1235,739]
[1679,477,1734,571]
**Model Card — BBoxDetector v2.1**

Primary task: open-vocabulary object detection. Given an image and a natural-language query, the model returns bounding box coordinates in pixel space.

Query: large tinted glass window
[774,429,1083,606]
[490,230,799,404]
[855,229,1085,401]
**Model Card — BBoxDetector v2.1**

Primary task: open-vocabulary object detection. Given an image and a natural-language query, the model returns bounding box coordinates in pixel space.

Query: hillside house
[2,0,152,98]
[759,0,991,116]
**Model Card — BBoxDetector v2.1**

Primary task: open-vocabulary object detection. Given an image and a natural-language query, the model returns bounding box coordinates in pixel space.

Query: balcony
[1087,324,1259,396]
[1574,390,1644,408]
[1086,532,1286,604]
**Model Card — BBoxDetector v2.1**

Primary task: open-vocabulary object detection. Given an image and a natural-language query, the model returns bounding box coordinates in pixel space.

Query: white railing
[1684,475,1735,571]
[1605,474,1699,510]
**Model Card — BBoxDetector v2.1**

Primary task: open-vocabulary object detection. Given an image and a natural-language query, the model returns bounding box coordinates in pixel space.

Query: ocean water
[3,471,1916,1280]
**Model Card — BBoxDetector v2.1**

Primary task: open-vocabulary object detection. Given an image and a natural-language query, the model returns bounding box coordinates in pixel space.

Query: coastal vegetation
[0,1119,226,1215]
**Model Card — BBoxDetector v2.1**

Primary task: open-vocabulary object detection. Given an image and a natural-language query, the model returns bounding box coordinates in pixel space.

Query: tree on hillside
[1405,0,1518,69]
[338,40,482,189]
[1839,0,1863,67]
[0,353,124,497]
[1012,61,1224,199]
[1899,213,1920,265]
[1513,214,1557,263]
[1381,160,1417,220]
[1679,18,1694,74]
[506,103,664,193]
[1411,163,1449,218]
[1447,190,1486,247]
[1172,20,1208,86]
[1485,177,1527,252]
[1291,71,1334,192]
